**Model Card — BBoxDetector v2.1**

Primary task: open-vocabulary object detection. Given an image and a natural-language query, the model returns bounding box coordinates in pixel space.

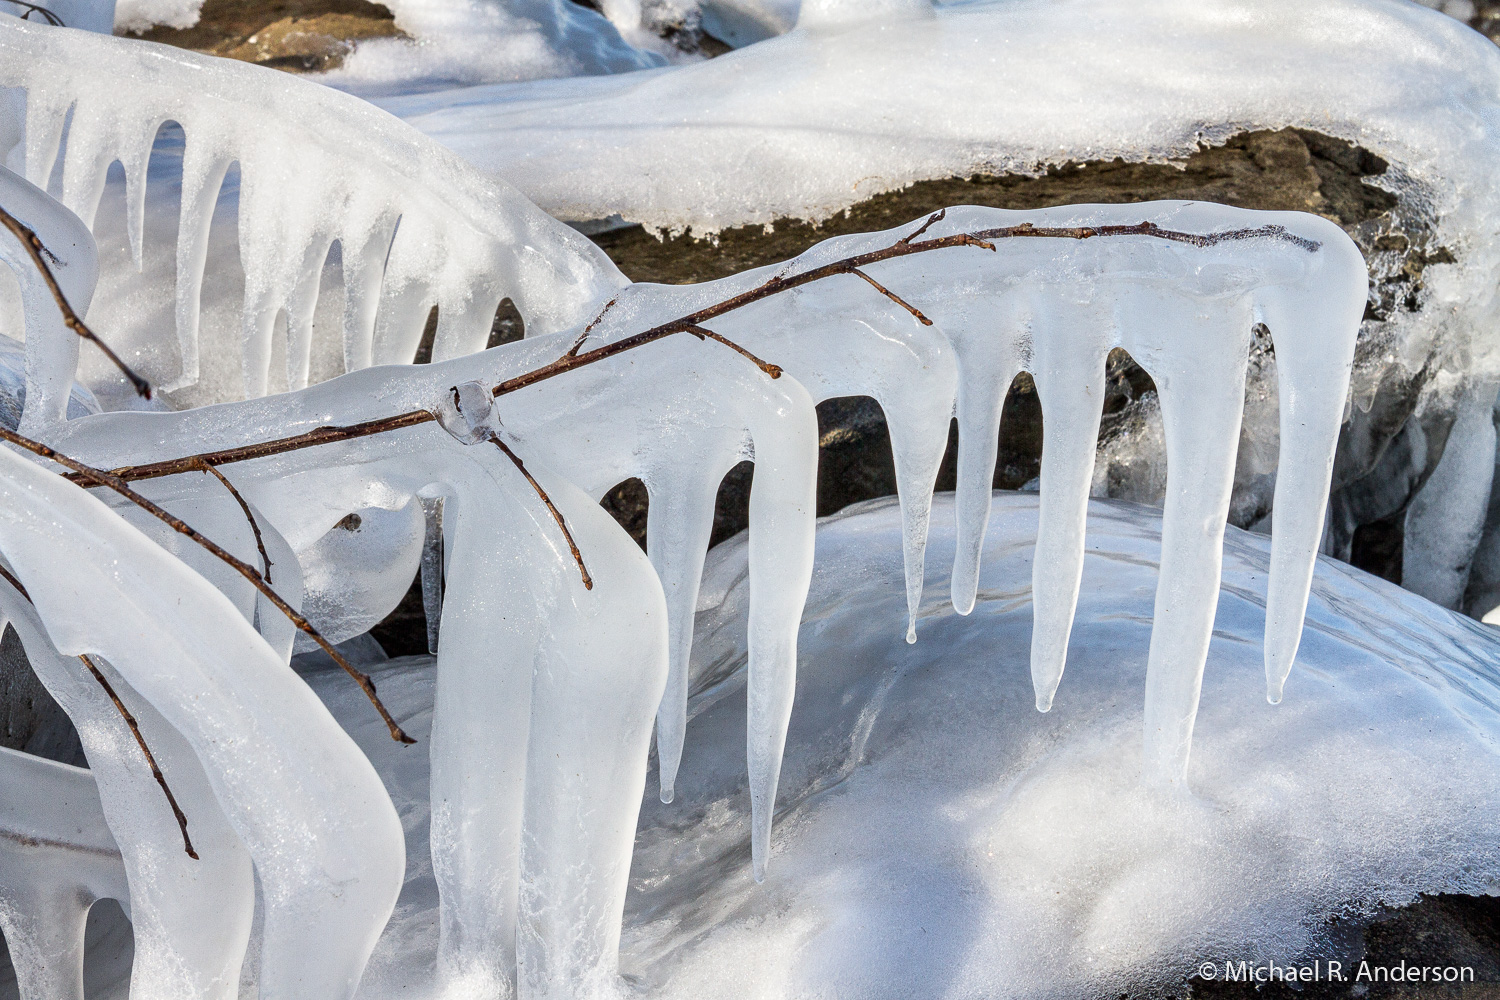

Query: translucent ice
[0,14,627,399]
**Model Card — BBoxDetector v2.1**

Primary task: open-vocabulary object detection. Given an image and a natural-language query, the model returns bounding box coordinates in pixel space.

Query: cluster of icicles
[0,17,1367,1000]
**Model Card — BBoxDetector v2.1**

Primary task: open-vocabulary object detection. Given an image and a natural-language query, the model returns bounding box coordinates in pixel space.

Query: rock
[129,0,402,72]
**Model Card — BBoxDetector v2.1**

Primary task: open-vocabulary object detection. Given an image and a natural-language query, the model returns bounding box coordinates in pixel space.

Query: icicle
[283,237,334,392]
[0,744,127,1000]
[945,296,1026,617]
[339,217,399,375]
[0,443,407,1000]
[1,591,257,1000]
[1123,288,1253,786]
[432,285,504,363]
[119,116,160,273]
[1252,236,1369,703]
[1026,295,1109,713]
[0,163,95,433]
[169,139,231,392]
[21,86,67,192]
[56,100,113,232]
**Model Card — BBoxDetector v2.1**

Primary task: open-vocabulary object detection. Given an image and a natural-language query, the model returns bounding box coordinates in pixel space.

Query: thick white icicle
[0,14,627,397]
[0,164,96,432]
[0,443,406,1000]
[0,591,256,1000]
[0,744,127,1000]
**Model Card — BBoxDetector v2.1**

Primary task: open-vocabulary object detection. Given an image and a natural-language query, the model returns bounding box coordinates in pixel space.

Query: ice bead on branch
[0,13,626,398]
[0,442,406,1000]
[0,744,127,1000]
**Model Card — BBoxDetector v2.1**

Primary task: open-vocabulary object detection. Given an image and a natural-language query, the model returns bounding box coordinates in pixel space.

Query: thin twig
[898,208,946,245]
[4,1,63,25]
[194,458,272,583]
[0,205,152,398]
[66,220,1315,489]
[78,654,198,858]
[486,431,593,590]
[683,325,783,378]
[848,268,932,326]
[567,295,620,358]
[1,427,414,744]
[0,563,197,858]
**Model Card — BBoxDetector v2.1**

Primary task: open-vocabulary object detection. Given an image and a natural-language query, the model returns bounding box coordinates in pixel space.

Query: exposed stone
[129,0,401,72]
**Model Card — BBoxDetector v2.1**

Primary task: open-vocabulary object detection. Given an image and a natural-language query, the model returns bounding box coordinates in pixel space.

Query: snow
[60,492,1500,999]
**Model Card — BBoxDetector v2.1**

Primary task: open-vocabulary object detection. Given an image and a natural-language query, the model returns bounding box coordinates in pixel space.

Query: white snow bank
[111,0,197,33]
[64,491,1490,1000]
[324,0,666,96]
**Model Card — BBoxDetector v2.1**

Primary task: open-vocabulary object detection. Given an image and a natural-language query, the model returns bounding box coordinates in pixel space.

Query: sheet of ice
[0,14,626,401]
[54,492,1494,1000]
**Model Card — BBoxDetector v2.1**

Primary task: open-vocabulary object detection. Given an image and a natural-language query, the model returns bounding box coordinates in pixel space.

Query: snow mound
[287,492,1500,999]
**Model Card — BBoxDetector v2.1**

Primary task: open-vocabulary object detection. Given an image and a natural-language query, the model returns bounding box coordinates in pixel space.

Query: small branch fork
[2,1,63,25]
[194,458,272,583]
[0,563,197,858]
[0,205,152,399]
[0,426,414,745]
[18,212,1316,738]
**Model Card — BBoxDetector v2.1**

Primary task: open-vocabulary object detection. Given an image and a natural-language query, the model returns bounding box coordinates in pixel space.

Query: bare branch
[78,654,199,859]
[486,431,593,590]
[194,458,272,583]
[848,268,933,326]
[0,562,198,858]
[898,208,946,245]
[0,204,153,399]
[0,427,415,744]
[567,294,620,358]
[684,325,783,378]
[65,220,1314,489]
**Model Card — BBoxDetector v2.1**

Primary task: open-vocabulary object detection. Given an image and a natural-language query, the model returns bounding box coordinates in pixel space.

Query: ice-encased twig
[0,442,407,1000]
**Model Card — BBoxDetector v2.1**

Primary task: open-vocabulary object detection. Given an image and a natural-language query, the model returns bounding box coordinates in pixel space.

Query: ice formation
[566,202,1365,790]
[68,492,1500,1000]
[383,0,1500,611]
[0,14,626,400]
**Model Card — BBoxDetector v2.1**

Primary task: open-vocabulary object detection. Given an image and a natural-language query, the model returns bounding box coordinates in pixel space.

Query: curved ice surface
[0,14,626,397]
[0,744,127,1000]
[0,442,406,1000]
[0,164,97,432]
[118,492,1500,1000]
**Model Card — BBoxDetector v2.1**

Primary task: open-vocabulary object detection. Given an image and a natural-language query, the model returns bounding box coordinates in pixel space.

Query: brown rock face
[128,0,402,72]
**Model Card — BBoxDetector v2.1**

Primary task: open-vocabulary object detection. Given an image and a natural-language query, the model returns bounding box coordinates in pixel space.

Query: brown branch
[64,220,1315,489]
[684,325,783,378]
[898,208,946,245]
[0,563,198,858]
[567,295,620,358]
[194,458,272,583]
[486,431,593,590]
[0,204,152,399]
[78,654,198,859]
[848,268,932,326]
[1,428,415,744]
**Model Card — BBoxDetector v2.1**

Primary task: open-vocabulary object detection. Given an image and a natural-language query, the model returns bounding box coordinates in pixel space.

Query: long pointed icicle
[1027,298,1109,713]
[1254,244,1365,703]
[1128,292,1253,785]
